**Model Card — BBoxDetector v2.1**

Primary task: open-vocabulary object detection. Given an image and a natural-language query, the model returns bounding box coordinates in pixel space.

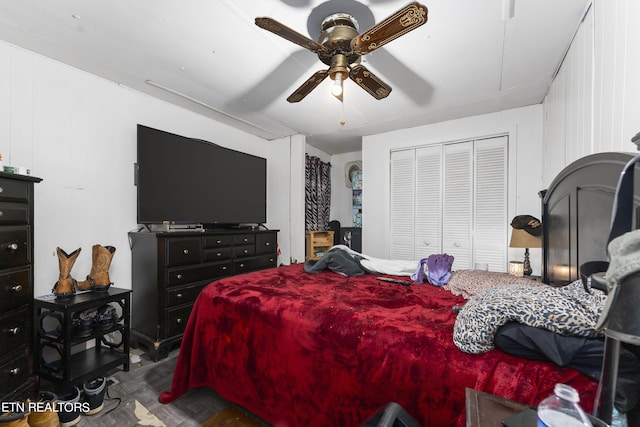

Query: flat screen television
[136,124,267,227]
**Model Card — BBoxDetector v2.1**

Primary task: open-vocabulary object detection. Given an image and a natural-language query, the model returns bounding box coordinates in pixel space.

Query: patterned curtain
[305,155,331,231]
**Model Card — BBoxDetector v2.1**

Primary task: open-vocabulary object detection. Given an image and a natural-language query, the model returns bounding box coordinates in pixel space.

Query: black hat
[511,215,542,237]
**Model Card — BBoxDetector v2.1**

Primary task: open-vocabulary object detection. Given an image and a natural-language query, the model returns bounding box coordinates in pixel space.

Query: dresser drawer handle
[9,368,20,376]
[175,318,182,324]
[243,238,248,242]
[216,252,222,257]
[222,266,228,271]
[216,240,222,244]
[176,274,183,280]
[265,242,270,246]
[269,258,274,263]
[182,249,189,255]
[8,327,19,335]
[176,293,183,299]
[6,243,18,251]
[0,211,3,217]
[239,263,245,268]
[243,249,249,254]
[11,285,22,292]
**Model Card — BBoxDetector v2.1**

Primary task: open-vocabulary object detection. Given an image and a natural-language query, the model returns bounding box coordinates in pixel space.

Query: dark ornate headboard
[541,152,640,286]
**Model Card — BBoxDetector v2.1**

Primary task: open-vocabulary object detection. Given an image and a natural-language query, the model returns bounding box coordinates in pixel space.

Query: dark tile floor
[40,348,264,427]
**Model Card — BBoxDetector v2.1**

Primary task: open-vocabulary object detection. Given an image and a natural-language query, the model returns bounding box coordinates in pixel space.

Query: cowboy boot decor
[77,245,116,292]
[52,247,81,300]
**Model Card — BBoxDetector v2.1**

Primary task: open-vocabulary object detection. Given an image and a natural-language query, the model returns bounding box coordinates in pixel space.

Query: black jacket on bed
[495,322,640,413]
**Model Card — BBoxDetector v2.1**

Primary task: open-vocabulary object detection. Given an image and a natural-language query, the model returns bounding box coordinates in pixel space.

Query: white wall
[0,41,294,297]
[289,135,307,264]
[362,105,544,275]
[543,0,640,185]
[305,144,331,163]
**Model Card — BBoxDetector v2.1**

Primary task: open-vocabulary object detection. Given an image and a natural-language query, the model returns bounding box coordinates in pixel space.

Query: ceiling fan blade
[351,2,428,55]
[349,64,392,100]
[255,17,329,55]
[287,69,330,103]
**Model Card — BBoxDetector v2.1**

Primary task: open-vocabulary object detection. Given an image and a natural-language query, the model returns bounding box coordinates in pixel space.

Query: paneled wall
[0,41,298,296]
[543,0,640,186]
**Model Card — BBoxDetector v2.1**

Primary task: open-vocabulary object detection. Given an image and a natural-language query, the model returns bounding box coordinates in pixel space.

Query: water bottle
[537,383,593,427]
[612,407,628,427]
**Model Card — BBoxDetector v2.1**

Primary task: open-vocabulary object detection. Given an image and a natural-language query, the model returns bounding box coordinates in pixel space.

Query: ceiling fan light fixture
[331,73,344,97]
[255,2,428,103]
[329,53,349,98]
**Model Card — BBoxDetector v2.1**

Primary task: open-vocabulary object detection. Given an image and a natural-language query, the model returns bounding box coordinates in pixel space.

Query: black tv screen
[136,124,267,226]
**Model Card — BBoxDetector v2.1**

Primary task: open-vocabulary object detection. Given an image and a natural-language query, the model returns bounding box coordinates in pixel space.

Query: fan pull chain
[339,97,346,127]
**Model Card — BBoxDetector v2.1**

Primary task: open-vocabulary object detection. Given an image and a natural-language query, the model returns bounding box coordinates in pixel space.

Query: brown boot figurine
[52,247,81,300]
[27,391,59,427]
[77,245,116,292]
[0,412,29,427]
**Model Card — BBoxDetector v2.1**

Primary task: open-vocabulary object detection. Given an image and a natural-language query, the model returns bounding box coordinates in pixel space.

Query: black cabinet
[0,172,41,402]
[129,229,278,361]
[34,288,131,391]
[340,227,362,253]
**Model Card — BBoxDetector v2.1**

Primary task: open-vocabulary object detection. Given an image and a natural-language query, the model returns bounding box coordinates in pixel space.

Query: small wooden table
[465,388,532,427]
[465,388,609,427]
[305,230,335,260]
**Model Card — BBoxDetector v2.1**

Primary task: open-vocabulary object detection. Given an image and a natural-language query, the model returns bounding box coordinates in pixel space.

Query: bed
[159,152,640,426]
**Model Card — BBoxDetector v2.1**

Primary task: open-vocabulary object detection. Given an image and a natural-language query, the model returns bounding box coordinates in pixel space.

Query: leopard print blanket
[453,279,607,353]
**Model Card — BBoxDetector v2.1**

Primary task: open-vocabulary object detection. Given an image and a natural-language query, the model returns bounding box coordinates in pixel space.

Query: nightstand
[465,389,606,427]
[34,288,131,391]
[465,388,530,427]
[305,231,335,261]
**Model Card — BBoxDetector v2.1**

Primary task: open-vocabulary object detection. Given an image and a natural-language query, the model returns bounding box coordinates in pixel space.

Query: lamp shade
[509,228,542,248]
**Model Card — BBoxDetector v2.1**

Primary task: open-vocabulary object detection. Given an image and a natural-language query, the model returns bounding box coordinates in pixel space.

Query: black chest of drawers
[128,229,278,361]
[0,172,42,402]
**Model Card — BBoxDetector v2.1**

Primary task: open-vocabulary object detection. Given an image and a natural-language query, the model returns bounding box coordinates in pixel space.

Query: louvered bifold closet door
[390,149,416,260]
[442,142,473,269]
[415,146,442,259]
[474,136,508,271]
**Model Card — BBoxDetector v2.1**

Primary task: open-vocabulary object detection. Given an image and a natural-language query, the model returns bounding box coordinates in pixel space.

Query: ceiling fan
[255,2,428,103]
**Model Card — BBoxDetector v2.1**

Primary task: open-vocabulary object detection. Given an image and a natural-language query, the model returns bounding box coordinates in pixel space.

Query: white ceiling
[0,0,589,154]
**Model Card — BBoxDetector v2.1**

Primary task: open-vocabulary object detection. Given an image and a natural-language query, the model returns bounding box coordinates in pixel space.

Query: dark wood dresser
[128,228,278,361]
[0,171,42,402]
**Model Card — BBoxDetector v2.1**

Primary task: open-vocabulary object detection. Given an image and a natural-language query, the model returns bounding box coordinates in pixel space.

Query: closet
[389,136,508,271]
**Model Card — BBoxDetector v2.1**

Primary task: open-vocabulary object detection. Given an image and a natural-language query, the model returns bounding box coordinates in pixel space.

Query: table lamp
[509,228,541,276]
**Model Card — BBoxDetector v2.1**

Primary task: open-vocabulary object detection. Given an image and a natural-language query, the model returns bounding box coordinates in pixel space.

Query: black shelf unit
[34,287,131,391]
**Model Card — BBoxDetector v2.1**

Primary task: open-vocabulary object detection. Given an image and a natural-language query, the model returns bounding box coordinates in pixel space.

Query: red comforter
[159,263,597,426]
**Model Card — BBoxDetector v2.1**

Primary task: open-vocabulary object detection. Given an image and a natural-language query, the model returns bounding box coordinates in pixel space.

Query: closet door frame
[388,136,508,271]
